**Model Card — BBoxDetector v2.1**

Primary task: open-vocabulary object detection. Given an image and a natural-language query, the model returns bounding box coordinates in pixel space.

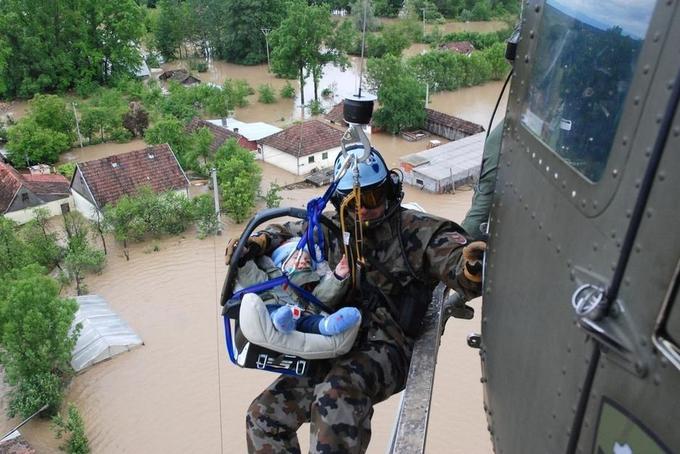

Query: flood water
[22,40,511,453]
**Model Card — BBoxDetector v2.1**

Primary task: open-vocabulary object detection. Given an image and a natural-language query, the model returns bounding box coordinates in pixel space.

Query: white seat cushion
[239,293,361,360]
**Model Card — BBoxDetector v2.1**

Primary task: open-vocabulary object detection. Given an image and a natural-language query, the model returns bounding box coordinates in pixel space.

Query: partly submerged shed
[71,295,143,373]
[400,132,485,193]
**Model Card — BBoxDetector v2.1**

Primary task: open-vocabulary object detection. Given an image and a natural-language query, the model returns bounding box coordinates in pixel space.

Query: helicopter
[480,0,680,452]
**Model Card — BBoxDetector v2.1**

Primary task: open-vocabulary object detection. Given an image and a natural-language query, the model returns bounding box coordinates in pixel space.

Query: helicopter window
[521,0,655,182]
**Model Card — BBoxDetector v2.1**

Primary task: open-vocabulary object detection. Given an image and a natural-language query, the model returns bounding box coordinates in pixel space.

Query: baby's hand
[334,255,350,279]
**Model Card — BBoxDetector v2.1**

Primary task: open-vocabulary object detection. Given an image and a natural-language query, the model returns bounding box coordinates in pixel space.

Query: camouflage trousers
[246,341,410,454]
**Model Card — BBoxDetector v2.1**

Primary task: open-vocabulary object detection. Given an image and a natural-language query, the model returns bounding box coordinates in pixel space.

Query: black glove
[224,233,269,266]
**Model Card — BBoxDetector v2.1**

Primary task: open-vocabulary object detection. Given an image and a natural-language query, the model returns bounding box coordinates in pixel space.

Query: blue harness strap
[297,179,340,263]
[228,273,332,314]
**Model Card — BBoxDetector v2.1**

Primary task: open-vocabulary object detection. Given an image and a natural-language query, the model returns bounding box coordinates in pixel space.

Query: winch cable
[212,231,225,454]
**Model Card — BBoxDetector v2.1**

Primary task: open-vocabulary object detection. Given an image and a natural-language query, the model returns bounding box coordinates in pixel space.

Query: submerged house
[439,41,475,56]
[424,108,485,141]
[158,69,201,86]
[70,144,189,220]
[259,120,345,175]
[0,162,72,224]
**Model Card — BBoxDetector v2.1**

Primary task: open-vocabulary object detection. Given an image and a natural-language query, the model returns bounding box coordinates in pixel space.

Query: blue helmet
[331,145,403,215]
[333,145,389,192]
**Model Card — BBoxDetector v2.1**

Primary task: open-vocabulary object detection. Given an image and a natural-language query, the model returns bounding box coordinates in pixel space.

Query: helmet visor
[346,185,387,210]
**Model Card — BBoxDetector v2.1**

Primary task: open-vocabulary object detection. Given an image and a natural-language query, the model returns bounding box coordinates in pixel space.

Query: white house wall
[4,196,73,225]
[72,189,100,221]
[261,145,342,176]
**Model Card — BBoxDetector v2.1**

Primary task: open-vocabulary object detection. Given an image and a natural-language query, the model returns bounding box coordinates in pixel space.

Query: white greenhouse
[71,295,143,373]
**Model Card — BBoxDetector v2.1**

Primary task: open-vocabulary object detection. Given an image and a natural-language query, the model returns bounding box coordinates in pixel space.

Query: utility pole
[425,82,429,107]
[211,168,222,235]
[72,102,83,148]
[261,28,272,72]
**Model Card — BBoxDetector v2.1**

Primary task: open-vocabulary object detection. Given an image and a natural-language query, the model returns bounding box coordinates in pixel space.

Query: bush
[57,163,77,180]
[309,100,325,116]
[321,87,333,98]
[109,128,133,143]
[280,82,296,99]
[52,404,90,454]
[262,182,282,208]
[257,84,276,104]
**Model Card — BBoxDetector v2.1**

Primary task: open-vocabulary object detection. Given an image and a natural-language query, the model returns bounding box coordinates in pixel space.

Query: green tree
[103,196,142,261]
[6,121,72,167]
[0,217,30,277]
[216,139,261,223]
[19,209,62,271]
[144,117,191,167]
[0,265,79,417]
[52,404,90,454]
[27,95,76,140]
[270,0,338,105]
[218,0,286,64]
[191,194,219,239]
[62,212,105,296]
[0,1,143,98]
[188,127,214,173]
[155,0,190,59]
[367,55,426,134]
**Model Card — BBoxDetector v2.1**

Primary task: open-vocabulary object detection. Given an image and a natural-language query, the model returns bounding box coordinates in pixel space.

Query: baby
[237,238,361,336]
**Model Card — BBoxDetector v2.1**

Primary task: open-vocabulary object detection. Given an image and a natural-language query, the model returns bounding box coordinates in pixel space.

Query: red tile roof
[77,144,188,207]
[425,109,485,135]
[185,118,257,151]
[0,162,70,213]
[0,162,23,212]
[261,120,344,157]
[325,102,347,125]
[23,173,70,198]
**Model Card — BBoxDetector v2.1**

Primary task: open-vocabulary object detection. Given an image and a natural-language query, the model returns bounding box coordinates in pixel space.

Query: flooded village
[0,13,510,454]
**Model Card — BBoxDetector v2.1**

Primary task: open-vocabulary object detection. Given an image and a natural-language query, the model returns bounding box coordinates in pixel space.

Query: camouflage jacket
[236,256,349,312]
[257,208,479,356]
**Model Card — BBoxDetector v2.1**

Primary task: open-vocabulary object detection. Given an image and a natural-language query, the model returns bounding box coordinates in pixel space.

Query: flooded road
[20,36,512,453]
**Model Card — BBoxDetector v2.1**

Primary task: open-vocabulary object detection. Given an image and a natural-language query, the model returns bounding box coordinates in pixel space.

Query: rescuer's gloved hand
[224,233,269,266]
[462,241,486,283]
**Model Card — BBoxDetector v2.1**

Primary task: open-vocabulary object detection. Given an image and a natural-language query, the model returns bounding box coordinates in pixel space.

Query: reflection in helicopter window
[521,0,656,182]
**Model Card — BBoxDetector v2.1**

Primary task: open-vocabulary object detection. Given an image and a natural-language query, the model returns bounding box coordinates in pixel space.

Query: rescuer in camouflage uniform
[228,147,485,453]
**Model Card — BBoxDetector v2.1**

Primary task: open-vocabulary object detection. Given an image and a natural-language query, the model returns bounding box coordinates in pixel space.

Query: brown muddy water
[24,51,510,453]
[18,185,488,454]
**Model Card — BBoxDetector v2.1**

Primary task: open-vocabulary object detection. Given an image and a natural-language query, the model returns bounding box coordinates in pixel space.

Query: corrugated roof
[261,120,344,157]
[400,132,485,182]
[76,144,188,207]
[425,109,485,136]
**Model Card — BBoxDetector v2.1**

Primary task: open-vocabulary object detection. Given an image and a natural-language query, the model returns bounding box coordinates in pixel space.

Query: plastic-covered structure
[71,295,143,373]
